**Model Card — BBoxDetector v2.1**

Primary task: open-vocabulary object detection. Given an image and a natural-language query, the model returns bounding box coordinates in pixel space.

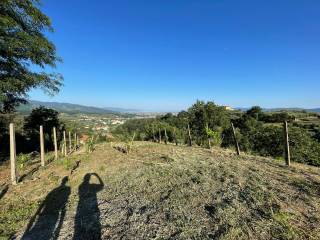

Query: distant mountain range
[17,100,320,115]
[17,100,136,115]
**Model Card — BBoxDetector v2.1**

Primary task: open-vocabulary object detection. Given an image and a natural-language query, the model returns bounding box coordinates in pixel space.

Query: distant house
[223,106,234,111]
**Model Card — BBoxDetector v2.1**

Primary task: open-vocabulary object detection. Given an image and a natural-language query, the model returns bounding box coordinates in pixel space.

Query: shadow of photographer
[73,173,104,240]
[22,176,71,240]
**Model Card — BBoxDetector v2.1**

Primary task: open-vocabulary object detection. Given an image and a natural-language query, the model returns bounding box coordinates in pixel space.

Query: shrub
[206,126,222,147]
[289,127,320,166]
[86,136,95,153]
[17,153,33,169]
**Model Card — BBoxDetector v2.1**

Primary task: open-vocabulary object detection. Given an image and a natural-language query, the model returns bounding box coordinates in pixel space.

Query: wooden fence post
[9,123,17,185]
[68,131,72,153]
[53,127,58,160]
[231,123,240,155]
[159,128,161,143]
[40,125,45,166]
[206,123,211,149]
[63,131,67,156]
[164,128,168,145]
[187,124,192,146]
[152,125,156,142]
[283,121,291,166]
[173,128,178,146]
[61,142,64,154]
[74,132,77,150]
[76,135,79,148]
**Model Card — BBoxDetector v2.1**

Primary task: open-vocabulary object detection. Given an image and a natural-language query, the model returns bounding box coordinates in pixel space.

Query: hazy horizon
[28,98,320,113]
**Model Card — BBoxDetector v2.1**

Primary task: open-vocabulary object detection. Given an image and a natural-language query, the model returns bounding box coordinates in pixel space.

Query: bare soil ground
[1,142,320,239]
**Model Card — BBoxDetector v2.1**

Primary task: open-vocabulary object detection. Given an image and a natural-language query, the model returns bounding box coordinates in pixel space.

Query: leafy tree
[24,106,63,150]
[188,100,230,145]
[188,101,207,144]
[0,0,63,113]
[246,106,263,120]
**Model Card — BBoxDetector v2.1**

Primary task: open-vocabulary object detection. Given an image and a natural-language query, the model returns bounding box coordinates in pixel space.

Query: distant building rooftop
[223,106,234,111]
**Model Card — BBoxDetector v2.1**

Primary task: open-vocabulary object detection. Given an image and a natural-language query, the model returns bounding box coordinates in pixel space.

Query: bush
[250,126,283,157]
[17,153,33,169]
[206,126,222,147]
[289,127,320,166]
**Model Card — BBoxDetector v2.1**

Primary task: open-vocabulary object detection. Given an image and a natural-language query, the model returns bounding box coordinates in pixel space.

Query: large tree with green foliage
[0,0,62,113]
[24,106,63,150]
[188,100,230,145]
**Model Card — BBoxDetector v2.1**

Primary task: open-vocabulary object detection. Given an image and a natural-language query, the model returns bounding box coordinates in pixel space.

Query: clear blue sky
[30,0,320,111]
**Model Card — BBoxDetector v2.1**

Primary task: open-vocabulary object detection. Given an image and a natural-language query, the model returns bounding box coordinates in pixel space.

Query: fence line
[8,123,82,185]
[155,122,292,166]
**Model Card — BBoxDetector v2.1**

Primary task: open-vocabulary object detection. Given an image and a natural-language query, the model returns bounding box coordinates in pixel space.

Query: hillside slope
[1,142,320,239]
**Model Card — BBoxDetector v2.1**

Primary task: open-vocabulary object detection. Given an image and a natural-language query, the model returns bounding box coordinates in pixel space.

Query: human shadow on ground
[21,176,71,240]
[73,173,104,240]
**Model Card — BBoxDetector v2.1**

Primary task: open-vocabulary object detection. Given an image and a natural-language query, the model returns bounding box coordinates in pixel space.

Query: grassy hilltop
[0,142,320,239]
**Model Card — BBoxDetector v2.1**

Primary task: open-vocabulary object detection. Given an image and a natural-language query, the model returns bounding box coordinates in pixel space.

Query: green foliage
[125,132,135,154]
[24,106,60,134]
[246,106,263,120]
[288,127,320,166]
[205,126,222,147]
[0,0,63,113]
[188,101,230,145]
[16,153,32,169]
[272,212,298,239]
[113,118,152,141]
[86,136,95,153]
[249,125,283,157]
[24,106,64,151]
[0,198,39,239]
[113,101,320,167]
[262,112,295,123]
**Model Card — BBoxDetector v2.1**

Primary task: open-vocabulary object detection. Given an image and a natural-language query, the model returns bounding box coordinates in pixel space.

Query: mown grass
[0,142,320,239]
[0,152,84,239]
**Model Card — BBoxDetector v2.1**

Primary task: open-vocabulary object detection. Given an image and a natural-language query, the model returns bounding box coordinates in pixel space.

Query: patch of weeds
[272,212,298,240]
[275,156,285,163]
[45,152,55,164]
[17,153,32,169]
[57,157,77,171]
[0,199,39,239]
[47,172,60,183]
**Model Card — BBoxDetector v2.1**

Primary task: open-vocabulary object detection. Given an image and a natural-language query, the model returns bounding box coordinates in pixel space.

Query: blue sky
[30,0,320,111]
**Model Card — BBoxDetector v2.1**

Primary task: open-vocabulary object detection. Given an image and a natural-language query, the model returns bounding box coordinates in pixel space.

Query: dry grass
[0,142,320,239]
